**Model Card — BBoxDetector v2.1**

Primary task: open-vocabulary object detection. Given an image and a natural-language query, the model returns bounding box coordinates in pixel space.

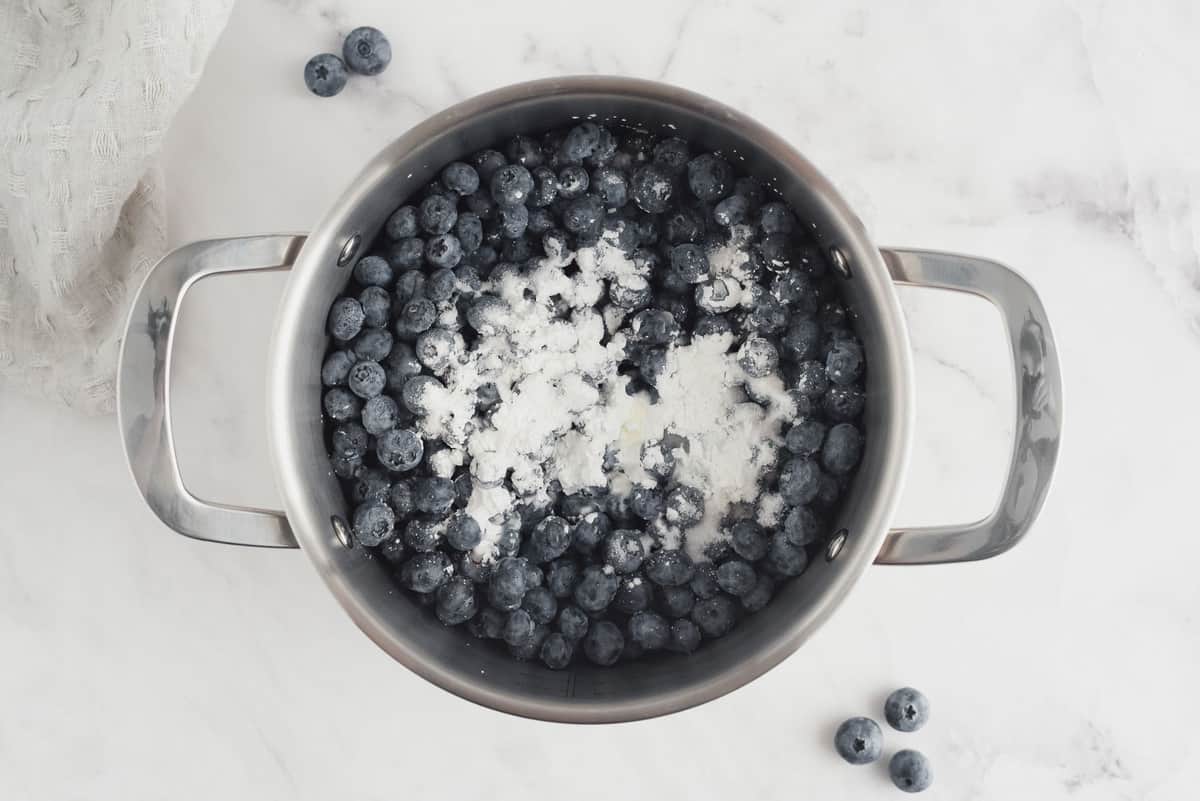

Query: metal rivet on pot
[331,515,353,548]
[830,246,850,279]
[826,529,848,561]
[337,233,361,267]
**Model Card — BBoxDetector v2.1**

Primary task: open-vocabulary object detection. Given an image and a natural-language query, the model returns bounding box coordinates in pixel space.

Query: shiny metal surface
[875,249,1063,564]
[117,236,304,548]
[267,76,916,723]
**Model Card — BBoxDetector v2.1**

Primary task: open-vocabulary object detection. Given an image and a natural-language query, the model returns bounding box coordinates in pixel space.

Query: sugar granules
[417,227,797,563]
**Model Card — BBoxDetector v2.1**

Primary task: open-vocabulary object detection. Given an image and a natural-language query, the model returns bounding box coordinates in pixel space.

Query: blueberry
[824,385,866,421]
[352,329,392,365]
[411,477,453,517]
[399,551,450,594]
[591,167,628,208]
[556,165,589,199]
[500,235,535,262]
[670,244,709,284]
[890,750,932,793]
[330,453,362,479]
[713,194,750,227]
[759,202,796,235]
[304,52,348,97]
[418,194,457,236]
[496,204,529,239]
[716,559,758,597]
[821,422,863,476]
[815,473,841,508]
[434,577,476,625]
[665,485,705,528]
[459,552,492,584]
[464,244,497,273]
[757,234,794,274]
[472,149,507,182]
[388,479,415,516]
[350,467,391,504]
[686,154,733,202]
[396,297,437,336]
[388,237,425,272]
[644,549,696,587]
[402,518,439,552]
[518,167,555,209]
[730,520,768,561]
[328,297,365,341]
[765,531,808,577]
[639,439,676,481]
[784,420,825,460]
[630,164,674,213]
[884,687,930,733]
[323,387,361,421]
[446,217,480,258]
[627,610,669,650]
[360,395,399,435]
[357,288,391,331]
[499,136,541,170]
[613,576,653,614]
[353,255,393,288]
[321,349,357,386]
[539,632,574,669]
[384,344,421,392]
[437,162,478,197]
[826,337,864,386]
[546,558,580,599]
[341,26,390,75]
[561,122,601,162]
[609,276,653,310]
[351,500,395,546]
[835,717,883,765]
[656,585,696,618]
[782,505,819,547]
[517,585,556,625]
[421,235,461,271]
[777,318,825,362]
[771,271,818,314]
[668,619,702,653]
[442,512,480,552]
[690,594,738,638]
[384,207,419,242]
[377,532,406,565]
[740,574,775,612]
[792,360,829,398]
[628,486,665,521]
[689,563,719,598]
[604,530,645,574]
[779,458,822,506]
[488,556,530,611]
[694,314,734,337]
[563,195,605,235]
[376,428,423,472]
[503,608,536,647]
[651,137,690,174]
[572,512,609,555]
[737,337,779,378]
[517,515,567,564]
[574,564,620,613]
[490,164,534,206]
[345,359,384,399]
[469,606,506,639]
[662,206,704,245]
[557,605,589,641]
[582,620,624,666]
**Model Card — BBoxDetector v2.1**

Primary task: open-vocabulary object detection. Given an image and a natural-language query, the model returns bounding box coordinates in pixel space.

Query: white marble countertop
[3,1,1198,798]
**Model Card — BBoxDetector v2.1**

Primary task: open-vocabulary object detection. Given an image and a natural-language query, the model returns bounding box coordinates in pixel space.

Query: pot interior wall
[271,78,910,722]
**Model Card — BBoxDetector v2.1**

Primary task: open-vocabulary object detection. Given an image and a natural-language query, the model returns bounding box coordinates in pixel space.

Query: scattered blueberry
[342,26,391,76]
[889,750,932,793]
[884,687,930,733]
[834,717,883,765]
[304,53,348,98]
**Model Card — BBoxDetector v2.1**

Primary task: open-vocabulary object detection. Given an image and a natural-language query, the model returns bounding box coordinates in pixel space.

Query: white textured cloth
[0,0,233,414]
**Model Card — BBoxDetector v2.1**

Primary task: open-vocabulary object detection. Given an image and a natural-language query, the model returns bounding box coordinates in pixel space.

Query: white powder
[425,226,794,563]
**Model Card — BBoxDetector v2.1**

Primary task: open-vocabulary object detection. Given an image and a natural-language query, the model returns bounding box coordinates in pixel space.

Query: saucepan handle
[117,235,306,548]
[874,249,1063,565]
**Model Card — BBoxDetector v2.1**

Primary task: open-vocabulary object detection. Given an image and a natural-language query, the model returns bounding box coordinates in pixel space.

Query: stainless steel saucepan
[118,76,1062,723]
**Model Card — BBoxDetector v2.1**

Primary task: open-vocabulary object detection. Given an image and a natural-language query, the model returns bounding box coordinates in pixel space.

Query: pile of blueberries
[835,687,934,793]
[320,121,868,670]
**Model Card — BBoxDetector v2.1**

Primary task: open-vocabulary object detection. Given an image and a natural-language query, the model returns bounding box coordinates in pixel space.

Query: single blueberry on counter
[834,717,883,765]
[884,687,930,732]
[889,750,932,793]
[343,26,391,76]
[304,53,347,97]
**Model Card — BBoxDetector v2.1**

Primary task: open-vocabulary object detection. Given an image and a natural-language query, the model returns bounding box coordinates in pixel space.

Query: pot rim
[267,75,915,723]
